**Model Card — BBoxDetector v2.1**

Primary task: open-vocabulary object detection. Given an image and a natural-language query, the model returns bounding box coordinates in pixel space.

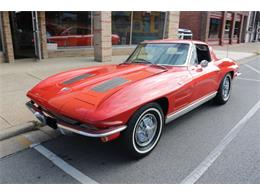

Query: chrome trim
[57,124,127,138]
[26,101,127,138]
[165,91,217,124]
[185,42,194,65]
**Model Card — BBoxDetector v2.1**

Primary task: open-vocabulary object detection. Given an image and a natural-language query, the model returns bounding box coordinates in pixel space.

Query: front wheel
[121,103,164,158]
[214,73,232,105]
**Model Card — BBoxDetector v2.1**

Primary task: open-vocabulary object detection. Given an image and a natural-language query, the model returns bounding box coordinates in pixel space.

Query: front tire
[215,73,232,105]
[121,103,164,158]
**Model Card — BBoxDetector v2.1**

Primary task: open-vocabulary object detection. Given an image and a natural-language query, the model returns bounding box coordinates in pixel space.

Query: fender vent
[92,77,129,92]
[62,73,94,85]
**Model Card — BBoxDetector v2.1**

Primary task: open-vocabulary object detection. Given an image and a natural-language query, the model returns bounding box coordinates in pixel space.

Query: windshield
[126,43,190,66]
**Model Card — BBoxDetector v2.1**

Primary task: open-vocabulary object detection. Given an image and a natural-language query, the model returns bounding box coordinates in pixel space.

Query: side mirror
[200,60,209,68]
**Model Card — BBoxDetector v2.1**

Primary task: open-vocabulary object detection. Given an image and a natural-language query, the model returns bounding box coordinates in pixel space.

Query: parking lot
[0,56,259,184]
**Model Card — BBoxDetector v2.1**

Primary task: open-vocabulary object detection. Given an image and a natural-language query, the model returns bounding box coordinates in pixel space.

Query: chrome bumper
[25,101,127,138]
[57,124,127,137]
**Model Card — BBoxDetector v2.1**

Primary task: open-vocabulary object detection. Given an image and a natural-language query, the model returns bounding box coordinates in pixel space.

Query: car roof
[142,39,208,45]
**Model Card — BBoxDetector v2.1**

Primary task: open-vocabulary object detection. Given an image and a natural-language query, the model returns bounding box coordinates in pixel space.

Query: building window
[224,20,232,39]
[112,12,131,45]
[45,12,92,49]
[132,12,165,44]
[234,21,241,38]
[208,18,221,39]
[112,11,166,45]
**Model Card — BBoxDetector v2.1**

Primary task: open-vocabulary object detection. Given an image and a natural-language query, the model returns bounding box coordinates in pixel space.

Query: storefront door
[9,11,41,59]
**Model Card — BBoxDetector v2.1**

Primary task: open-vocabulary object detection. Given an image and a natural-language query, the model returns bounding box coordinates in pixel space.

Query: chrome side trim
[165,91,217,124]
[57,124,127,138]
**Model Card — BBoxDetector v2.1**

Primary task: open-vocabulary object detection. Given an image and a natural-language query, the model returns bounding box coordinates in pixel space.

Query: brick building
[0,11,180,63]
[245,11,260,42]
[179,11,249,46]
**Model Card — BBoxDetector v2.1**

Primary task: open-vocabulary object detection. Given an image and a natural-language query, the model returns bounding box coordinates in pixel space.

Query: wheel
[214,73,232,105]
[121,102,164,158]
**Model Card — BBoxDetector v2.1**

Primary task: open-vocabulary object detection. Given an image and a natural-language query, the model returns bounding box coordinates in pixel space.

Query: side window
[190,45,198,65]
[195,44,211,63]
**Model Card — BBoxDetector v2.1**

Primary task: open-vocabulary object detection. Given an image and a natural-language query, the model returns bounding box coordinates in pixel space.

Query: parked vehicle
[26,40,240,158]
[47,26,120,47]
[178,28,193,40]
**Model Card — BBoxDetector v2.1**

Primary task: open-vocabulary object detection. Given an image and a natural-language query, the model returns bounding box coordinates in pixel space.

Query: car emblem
[61,87,70,92]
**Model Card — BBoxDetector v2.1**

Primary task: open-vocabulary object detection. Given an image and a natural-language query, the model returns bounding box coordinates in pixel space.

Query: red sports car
[26,40,240,158]
[47,26,120,47]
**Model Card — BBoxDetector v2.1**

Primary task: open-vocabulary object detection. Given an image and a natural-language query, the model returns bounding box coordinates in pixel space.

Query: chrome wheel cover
[132,108,163,154]
[135,113,158,147]
[222,76,231,100]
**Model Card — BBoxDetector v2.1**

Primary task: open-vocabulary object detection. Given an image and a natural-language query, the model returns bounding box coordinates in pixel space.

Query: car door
[48,34,67,47]
[188,44,220,101]
[66,27,79,47]
[79,27,92,46]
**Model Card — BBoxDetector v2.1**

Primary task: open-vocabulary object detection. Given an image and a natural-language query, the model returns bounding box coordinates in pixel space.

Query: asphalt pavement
[0,56,259,184]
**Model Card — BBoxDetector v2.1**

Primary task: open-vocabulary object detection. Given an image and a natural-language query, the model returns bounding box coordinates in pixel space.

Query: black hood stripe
[62,73,94,85]
[92,77,129,92]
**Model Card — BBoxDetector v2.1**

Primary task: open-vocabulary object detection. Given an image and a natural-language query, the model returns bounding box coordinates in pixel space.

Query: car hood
[27,64,167,119]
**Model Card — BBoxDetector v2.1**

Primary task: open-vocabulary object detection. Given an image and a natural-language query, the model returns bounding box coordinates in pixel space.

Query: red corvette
[47,26,120,47]
[26,39,240,158]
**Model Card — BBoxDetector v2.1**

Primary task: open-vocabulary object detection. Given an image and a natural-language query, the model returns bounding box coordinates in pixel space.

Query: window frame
[112,11,168,46]
[188,43,211,66]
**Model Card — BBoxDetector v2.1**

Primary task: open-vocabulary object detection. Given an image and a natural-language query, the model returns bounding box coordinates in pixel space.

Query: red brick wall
[179,11,202,40]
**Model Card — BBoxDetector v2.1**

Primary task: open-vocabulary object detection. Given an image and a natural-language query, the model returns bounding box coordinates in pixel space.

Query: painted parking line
[181,99,260,184]
[244,64,260,74]
[30,143,98,184]
[237,77,260,82]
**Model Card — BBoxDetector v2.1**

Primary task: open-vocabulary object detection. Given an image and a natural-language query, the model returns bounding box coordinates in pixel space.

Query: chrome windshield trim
[165,91,217,124]
[57,124,127,138]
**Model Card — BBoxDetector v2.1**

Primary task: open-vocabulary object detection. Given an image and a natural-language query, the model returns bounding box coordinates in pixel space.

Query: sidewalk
[0,43,259,131]
[0,55,127,130]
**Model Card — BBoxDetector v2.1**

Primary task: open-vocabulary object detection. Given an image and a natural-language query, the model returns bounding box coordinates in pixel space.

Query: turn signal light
[101,132,120,142]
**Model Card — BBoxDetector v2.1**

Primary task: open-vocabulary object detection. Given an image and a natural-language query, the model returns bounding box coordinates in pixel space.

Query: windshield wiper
[131,58,153,64]
[119,59,168,70]
[150,64,168,70]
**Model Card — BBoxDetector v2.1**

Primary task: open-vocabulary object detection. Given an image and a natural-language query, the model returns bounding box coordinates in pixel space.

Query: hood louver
[62,73,94,85]
[91,77,129,92]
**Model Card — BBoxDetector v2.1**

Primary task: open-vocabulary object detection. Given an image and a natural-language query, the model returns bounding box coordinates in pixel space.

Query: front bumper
[25,101,127,138]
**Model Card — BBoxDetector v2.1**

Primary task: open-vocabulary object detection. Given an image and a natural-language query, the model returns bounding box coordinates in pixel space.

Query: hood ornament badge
[61,87,70,92]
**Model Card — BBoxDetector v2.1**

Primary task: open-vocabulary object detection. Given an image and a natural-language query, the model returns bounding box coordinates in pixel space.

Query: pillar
[220,11,227,46]
[165,11,180,39]
[230,12,237,44]
[238,14,245,43]
[1,12,14,63]
[93,11,112,62]
[37,11,48,59]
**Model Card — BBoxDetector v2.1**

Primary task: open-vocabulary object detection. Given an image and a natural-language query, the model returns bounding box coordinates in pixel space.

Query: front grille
[42,109,79,125]
[29,101,97,131]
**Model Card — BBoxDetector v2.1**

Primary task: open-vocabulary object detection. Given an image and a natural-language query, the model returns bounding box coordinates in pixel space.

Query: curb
[0,121,40,141]
[236,54,258,64]
[0,127,60,159]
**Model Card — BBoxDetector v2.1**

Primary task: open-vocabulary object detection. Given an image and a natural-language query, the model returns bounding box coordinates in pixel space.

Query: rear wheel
[121,103,164,158]
[214,73,232,105]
